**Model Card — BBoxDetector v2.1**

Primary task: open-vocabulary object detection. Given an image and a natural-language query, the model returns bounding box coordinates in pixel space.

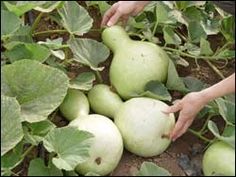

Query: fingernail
[107,21,112,27]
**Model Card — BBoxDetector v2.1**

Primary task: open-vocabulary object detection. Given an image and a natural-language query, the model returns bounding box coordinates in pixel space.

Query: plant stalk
[188,128,212,143]
[31,12,44,34]
[95,71,103,83]
[205,60,225,79]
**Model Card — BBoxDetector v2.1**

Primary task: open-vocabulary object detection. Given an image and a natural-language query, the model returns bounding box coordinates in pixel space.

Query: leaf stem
[95,71,103,83]
[152,20,159,36]
[199,114,214,133]
[205,60,225,79]
[32,29,67,37]
[31,12,44,34]
[188,128,212,143]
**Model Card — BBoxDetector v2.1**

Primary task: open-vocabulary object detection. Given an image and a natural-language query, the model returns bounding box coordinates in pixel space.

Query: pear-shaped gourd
[69,114,123,176]
[88,84,123,118]
[102,25,170,100]
[115,97,175,157]
[60,89,89,121]
[202,141,235,176]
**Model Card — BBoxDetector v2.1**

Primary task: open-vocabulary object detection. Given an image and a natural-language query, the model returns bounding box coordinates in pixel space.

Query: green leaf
[166,59,188,93]
[68,37,110,71]
[4,43,51,63]
[215,49,235,59]
[28,158,63,176]
[137,162,171,176]
[37,38,67,50]
[4,1,38,16]
[64,170,79,176]
[3,25,33,45]
[183,6,203,22]
[208,120,235,148]
[215,98,235,124]
[163,26,181,45]
[1,141,24,171]
[1,95,23,156]
[34,1,64,13]
[43,126,93,171]
[58,1,93,36]
[201,18,220,35]
[182,76,206,92]
[188,21,207,43]
[1,10,22,39]
[23,120,56,145]
[140,81,172,101]
[200,38,213,56]
[1,59,69,123]
[69,72,96,91]
[155,2,176,24]
[185,43,201,56]
[220,16,235,42]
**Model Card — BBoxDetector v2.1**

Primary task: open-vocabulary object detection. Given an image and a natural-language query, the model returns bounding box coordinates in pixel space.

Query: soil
[8,2,235,176]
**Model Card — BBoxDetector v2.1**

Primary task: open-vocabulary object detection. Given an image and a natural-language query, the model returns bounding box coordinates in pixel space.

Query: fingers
[162,100,182,114]
[106,10,122,26]
[101,3,119,26]
[170,119,192,141]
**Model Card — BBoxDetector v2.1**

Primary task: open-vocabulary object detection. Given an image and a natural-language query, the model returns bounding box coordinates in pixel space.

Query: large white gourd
[114,97,175,157]
[69,114,123,176]
[102,25,170,100]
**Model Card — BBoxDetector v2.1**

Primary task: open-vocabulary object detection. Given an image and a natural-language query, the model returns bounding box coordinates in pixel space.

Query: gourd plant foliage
[1,1,235,176]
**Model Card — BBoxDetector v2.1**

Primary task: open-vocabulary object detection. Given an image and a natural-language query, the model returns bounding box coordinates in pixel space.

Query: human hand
[163,92,208,141]
[101,1,149,27]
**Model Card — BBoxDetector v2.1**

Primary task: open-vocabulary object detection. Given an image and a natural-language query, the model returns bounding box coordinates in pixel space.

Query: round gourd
[88,84,123,118]
[69,114,123,176]
[102,25,170,100]
[60,89,89,121]
[202,141,235,176]
[114,97,175,157]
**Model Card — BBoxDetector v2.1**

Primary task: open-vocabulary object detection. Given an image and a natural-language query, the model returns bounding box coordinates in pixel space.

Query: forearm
[200,73,235,103]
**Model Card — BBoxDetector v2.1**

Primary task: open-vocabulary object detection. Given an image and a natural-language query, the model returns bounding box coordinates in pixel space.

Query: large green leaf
[1,95,23,156]
[1,10,22,39]
[188,21,207,43]
[182,76,206,92]
[1,141,24,174]
[28,158,63,176]
[208,120,235,148]
[69,72,96,91]
[23,120,56,145]
[4,1,39,16]
[4,43,51,63]
[166,59,189,93]
[34,1,64,13]
[1,60,69,123]
[215,98,235,124]
[163,26,181,45]
[155,2,176,24]
[200,38,213,56]
[68,37,110,71]
[137,162,171,176]
[140,81,172,101]
[220,16,235,42]
[58,1,93,36]
[43,126,93,171]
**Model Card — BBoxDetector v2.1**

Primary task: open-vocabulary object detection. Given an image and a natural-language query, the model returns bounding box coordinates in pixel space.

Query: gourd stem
[188,128,212,143]
[95,71,103,83]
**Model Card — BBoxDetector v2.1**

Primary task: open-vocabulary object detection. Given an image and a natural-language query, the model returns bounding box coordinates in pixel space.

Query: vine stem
[188,128,212,143]
[95,71,103,83]
[199,114,214,134]
[162,47,231,61]
[21,145,35,159]
[31,12,44,34]
[205,60,225,79]
[32,28,102,37]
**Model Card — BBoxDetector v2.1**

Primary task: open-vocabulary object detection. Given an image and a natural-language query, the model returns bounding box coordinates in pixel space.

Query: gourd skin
[59,89,89,121]
[202,141,235,176]
[114,97,175,157]
[102,25,169,100]
[88,84,123,118]
[69,114,123,176]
